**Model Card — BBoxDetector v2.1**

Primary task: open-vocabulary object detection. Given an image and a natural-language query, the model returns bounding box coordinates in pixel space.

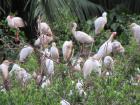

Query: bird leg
[88,42,94,57]
[14,29,20,44]
[80,44,84,55]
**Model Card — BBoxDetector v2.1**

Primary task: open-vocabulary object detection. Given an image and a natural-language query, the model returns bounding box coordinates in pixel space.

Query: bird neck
[71,26,76,35]
[108,34,114,42]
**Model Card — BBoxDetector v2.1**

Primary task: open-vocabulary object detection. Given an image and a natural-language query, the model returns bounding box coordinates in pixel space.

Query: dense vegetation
[0,0,140,105]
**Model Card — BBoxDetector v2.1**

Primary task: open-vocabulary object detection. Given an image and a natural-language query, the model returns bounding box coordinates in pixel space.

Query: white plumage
[6,15,25,41]
[41,79,50,89]
[96,32,117,59]
[37,17,52,36]
[72,57,83,71]
[130,23,140,45]
[75,80,87,97]
[71,22,94,44]
[50,42,59,61]
[19,45,34,62]
[112,40,125,54]
[82,57,102,79]
[62,40,73,62]
[15,68,31,87]
[103,56,114,71]
[94,12,107,35]
[9,63,21,77]
[34,34,53,47]
[0,60,11,81]
[6,15,25,29]
[45,58,54,77]
[60,99,70,105]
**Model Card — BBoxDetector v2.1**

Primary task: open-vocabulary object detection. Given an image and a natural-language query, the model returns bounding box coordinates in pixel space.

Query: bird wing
[75,31,93,43]
[94,17,106,34]
[13,17,25,28]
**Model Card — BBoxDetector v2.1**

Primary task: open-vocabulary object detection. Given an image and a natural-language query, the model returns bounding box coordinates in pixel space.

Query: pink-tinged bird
[94,12,107,35]
[96,32,117,59]
[62,40,73,62]
[50,42,59,62]
[37,17,53,36]
[71,22,94,52]
[6,15,25,42]
[112,40,125,54]
[103,56,114,71]
[34,34,53,48]
[71,22,94,44]
[130,23,140,45]
[82,57,102,79]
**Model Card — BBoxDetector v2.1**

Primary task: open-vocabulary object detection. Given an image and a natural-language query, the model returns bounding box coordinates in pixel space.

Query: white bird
[72,57,83,72]
[60,99,70,105]
[96,32,117,59]
[75,80,87,97]
[15,68,31,87]
[37,17,52,36]
[45,58,54,78]
[34,34,53,48]
[71,22,94,52]
[130,23,140,45]
[0,60,11,90]
[6,15,25,42]
[41,79,51,89]
[62,40,73,62]
[50,42,59,61]
[82,57,102,79]
[9,63,21,77]
[0,60,11,81]
[94,12,107,35]
[112,40,125,54]
[19,45,34,62]
[103,56,114,71]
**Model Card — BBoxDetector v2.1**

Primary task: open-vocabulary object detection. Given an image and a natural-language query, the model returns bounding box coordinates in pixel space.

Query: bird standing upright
[62,40,73,62]
[50,42,59,62]
[37,17,53,36]
[94,12,107,35]
[130,23,140,46]
[71,22,94,53]
[6,15,25,43]
[0,60,12,90]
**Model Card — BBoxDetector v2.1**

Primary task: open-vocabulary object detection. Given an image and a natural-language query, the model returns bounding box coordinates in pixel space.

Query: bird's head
[112,32,117,37]
[130,23,137,28]
[6,15,13,20]
[102,12,107,17]
[71,22,77,28]
[2,60,12,66]
[52,42,56,47]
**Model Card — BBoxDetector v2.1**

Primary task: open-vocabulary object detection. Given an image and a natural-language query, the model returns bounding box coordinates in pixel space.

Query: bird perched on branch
[6,15,25,43]
[94,12,107,35]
